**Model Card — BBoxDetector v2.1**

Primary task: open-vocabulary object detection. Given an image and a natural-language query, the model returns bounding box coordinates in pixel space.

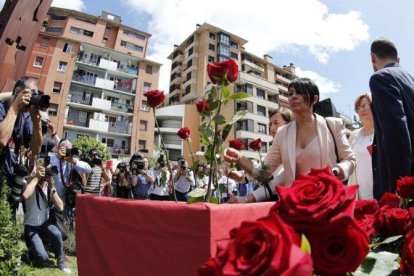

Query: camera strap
[59,159,73,187]
[35,184,51,210]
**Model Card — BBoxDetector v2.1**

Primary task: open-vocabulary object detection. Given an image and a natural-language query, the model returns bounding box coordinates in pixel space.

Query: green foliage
[0,173,24,275]
[72,136,112,162]
[354,251,399,276]
[63,230,77,256]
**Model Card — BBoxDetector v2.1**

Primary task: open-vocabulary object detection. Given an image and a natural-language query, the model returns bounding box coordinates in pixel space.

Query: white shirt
[350,129,374,199]
[148,168,170,196]
[174,170,195,193]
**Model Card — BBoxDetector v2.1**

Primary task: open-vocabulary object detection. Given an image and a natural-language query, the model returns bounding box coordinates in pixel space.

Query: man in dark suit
[369,38,414,199]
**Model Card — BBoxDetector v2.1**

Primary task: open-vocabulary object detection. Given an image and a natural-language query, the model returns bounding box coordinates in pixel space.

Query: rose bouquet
[198,167,414,275]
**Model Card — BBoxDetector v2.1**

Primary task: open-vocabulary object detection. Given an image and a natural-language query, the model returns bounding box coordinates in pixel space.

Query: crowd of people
[0,37,414,273]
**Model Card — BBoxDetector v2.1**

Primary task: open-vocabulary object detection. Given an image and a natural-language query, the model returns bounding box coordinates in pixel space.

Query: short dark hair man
[0,77,43,210]
[369,38,414,199]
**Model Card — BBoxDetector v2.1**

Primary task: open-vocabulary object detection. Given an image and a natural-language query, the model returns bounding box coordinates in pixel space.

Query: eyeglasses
[355,103,370,112]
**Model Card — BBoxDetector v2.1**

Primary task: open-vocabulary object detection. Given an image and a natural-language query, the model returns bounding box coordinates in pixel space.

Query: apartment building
[165,23,297,160]
[24,7,161,158]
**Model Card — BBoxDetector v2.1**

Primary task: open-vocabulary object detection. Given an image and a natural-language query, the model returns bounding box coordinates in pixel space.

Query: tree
[72,136,112,162]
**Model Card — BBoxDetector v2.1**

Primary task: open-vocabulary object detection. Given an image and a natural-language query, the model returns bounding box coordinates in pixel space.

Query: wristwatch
[332,168,339,177]
[51,189,57,195]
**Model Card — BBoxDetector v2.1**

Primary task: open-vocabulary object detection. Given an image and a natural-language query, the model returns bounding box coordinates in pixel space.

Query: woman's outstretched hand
[223,148,241,164]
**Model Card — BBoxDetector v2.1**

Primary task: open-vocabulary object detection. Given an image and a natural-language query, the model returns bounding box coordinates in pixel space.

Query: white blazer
[261,113,355,187]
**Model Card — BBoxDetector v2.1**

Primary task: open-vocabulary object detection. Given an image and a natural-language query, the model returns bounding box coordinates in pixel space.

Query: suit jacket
[369,63,414,199]
[262,113,355,187]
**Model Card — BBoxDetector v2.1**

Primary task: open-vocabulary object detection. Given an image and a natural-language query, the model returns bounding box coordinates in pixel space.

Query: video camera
[29,89,50,111]
[130,153,145,171]
[82,149,103,167]
[36,154,58,177]
[65,147,80,158]
[157,154,166,168]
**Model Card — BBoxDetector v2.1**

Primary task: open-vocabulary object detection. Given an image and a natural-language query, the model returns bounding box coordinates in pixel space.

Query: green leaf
[229,92,251,101]
[209,197,219,204]
[188,188,207,198]
[187,196,205,204]
[228,110,248,125]
[214,115,226,125]
[300,234,311,254]
[222,85,230,100]
[221,124,233,142]
[370,235,403,249]
[353,251,399,276]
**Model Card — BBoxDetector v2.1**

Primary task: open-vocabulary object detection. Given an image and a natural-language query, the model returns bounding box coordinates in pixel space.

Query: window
[188,47,193,57]
[138,140,146,150]
[209,32,216,40]
[218,45,230,57]
[64,131,69,139]
[236,119,254,132]
[185,85,191,95]
[49,14,67,20]
[139,120,148,131]
[102,37,108,43]
[258,123,267,134]
[70,26,94,37]
[48,104,58,116]
[236,101,253,113]
[123,28,146,40]
[120,40,143,52]
[63,43,73,53]
[218,32,230,45]
[141,100,149,111]
[57,61,67,72]
[231,41,238,49]
[40,37,50,48]
[45,26,63,33]
[245,83,253,95]
[256,88,265,99]
[33,56,44,68]
[105,138,115,147]
[78,111,87,123]
[186,36,194,46]
[53,81,62,93]
[187,59,192,68]
[208,56,215,63]
[145,65,153,74]
[208,44,215,51]
[105,25,112,31]
[257,105,266,116]
[186,72,191,81]
[231,52,238,59]
[143,82,151,91]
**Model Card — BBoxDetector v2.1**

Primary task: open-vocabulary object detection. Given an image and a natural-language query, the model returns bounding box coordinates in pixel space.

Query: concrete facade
[24,7,161,159]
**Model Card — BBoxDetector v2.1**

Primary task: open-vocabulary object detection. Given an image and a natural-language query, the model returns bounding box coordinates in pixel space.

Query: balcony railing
[108,147,130,155]
[111,102,134,113]
[78,56,138,76]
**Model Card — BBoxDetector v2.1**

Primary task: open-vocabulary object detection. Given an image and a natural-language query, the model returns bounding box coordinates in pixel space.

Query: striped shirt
[85,166,102,195]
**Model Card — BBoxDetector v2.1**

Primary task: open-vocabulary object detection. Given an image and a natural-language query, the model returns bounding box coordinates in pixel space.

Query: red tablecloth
[76,195,274,276]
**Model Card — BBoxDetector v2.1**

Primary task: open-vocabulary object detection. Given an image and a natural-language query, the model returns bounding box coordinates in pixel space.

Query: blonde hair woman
[349,93,374,199]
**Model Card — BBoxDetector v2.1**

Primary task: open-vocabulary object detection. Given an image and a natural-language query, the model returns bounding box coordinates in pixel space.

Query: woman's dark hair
[288,78,319,108]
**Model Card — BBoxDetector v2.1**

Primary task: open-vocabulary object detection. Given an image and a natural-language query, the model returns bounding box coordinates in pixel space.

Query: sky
[2,0,414,117]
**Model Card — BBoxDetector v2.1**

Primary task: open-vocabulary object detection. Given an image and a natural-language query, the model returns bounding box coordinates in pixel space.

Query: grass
[18,239,78,275]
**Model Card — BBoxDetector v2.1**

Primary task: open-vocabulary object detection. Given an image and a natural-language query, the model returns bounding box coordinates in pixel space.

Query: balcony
[242,60,264,72]
[108,147,130,156]
[78,55,138,77]
[111,102,134,113]
[89,119,109,132]
[108,121,132,135]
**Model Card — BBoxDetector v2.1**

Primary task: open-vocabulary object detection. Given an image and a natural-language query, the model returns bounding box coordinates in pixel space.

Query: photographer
[173,159,195,202]
[22,163,71,274]
[130,155,155,200]
[0,77,44,216]
[84,150,110,196]
[148,155,171,201]
[112,162,131,198]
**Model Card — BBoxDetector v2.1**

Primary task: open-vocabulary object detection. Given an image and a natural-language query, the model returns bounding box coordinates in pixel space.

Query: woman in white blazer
[224,78,355,188]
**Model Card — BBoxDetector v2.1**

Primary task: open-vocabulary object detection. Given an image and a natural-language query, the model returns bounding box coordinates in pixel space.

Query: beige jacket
[261,113,355,187]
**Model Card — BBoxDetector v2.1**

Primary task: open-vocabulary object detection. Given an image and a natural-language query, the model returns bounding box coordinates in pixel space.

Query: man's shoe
[57,258,72,274]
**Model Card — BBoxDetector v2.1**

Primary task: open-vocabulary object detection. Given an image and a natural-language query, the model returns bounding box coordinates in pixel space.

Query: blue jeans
[24,221,64,266]
[175,190,188,202]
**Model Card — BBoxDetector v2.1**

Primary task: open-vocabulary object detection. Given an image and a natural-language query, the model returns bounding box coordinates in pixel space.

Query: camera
[36,154,58,177]
[180,159,187,171]
[130,153,145,171]
[65,147,80,158]
[117,162,128,173]
[10,164,29,202]
[157,154,166,168]
[29,89,50,111]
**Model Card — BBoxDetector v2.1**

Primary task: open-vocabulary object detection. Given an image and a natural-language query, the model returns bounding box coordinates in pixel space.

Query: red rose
[378,192,400,209]
[308,216,369,275]
[401,229,414,275]
[378,207,409,236]
[177,127,190,140]
[354,200,380,239]
[196,98,210,114]
[228,139,245,151]
[197,258,221,276]
[249,138,262,151]
[397,176,414,199]
[204,213,312,275]
[143,90,165,108]
[275,167,358,233]
[207,59,238,84]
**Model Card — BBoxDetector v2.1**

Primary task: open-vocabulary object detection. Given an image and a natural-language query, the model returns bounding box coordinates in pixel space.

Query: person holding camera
[148,155,171,201]
[131,157,155,200]
[0,77,44,216]
[84,150,110,196]
[22,163,71,274]
[173,159,195,202]
[112,162,131,198]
